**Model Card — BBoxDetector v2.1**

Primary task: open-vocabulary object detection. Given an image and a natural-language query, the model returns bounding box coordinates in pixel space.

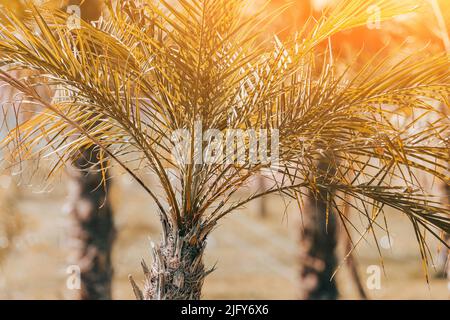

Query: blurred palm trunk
[298,191,338,299]
[436,179,449,279]
[0,179,22,266]
[258,174,268,218]
[62,0,115,300]
[66,147,115,300]
[298,158,338,300]
[446,183,450,282]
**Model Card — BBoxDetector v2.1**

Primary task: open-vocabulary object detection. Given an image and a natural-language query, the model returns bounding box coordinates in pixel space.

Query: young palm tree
[0,0,449,300]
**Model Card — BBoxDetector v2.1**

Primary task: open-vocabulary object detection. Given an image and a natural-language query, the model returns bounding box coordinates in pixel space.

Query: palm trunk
[66,147,115,300]
[258,174,268,218]
[130,220,208,300]
[436,179,450,279]
[445,178,450,281]
[298,190,338,299]
[61,0,114,300]
[298,159,338,300]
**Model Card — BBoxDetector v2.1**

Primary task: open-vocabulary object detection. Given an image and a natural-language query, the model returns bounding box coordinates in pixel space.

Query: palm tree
[61,0,116,301]
[280,0,450,299]
[0,0,449,300]
[298,156,338,299]
[262,1,346,299]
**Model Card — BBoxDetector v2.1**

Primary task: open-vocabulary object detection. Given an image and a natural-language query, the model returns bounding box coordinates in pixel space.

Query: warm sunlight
[0,0,448,307]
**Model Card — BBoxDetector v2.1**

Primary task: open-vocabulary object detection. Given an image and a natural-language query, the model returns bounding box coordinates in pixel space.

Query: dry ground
[0,175,448,299]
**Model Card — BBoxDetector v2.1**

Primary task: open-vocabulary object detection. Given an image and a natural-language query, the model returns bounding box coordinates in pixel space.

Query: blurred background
[0,174,449,299]
[0,0,449,299]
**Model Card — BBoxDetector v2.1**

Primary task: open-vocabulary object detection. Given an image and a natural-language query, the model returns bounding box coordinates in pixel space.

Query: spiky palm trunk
[66,147,115,300]
[130,221,208,300]
[298,159,338,300]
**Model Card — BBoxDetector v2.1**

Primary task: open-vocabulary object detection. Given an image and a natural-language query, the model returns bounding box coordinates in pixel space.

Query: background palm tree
[267,0,450,299]
[298,157,338,299]
[265,0,371,299]
[64,146,115,299]
[429,0,450,281]
[60,0,115,300]
[0,0,449,300]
